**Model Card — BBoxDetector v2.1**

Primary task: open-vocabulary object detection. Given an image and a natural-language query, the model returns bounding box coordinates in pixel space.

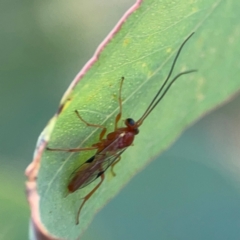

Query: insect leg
[75,110,106,140]
[110,156,121,177]
[114,77,125,130]
[76,171,105,224]
[46,146,98,152]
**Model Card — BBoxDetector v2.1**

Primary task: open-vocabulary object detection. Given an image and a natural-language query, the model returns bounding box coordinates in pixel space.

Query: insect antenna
[136,32,196,126]
[142,69,197,121]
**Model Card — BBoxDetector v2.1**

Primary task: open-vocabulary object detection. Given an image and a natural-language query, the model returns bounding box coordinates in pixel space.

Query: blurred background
[1,1,240,239]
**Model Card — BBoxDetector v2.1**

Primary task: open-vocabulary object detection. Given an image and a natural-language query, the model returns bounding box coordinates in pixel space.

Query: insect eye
[126,118,135,127]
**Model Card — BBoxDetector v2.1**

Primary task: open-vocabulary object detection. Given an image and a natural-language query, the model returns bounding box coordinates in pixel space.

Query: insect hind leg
[46,146,98,152]
[110,156,121,177]
[76,172,105,225]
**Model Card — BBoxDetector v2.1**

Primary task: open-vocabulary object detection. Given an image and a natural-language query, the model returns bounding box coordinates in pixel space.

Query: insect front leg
[75,110,107,140]
[47,110,107,152]
[76,171,105,225]
[114,77,125,130]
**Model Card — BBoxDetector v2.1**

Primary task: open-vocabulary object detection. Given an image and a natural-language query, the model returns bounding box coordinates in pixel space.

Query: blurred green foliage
[0,1,133,239]
[1,1,240,240]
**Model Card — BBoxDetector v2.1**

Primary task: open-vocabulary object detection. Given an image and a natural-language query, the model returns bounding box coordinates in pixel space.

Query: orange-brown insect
[47,33,196,224]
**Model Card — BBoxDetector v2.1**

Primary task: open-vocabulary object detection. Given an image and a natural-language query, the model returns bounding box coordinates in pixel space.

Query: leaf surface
[26,0,240,239]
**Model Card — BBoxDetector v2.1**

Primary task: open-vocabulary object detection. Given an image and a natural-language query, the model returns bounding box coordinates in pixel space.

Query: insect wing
[101,148,126,172]
[69,154,105,190]
[78,148,126,189]
[95,132,127,173]
[70,132,128,190]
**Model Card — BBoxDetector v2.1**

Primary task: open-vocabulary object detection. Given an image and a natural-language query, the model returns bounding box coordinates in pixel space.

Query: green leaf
[27,0,240,239]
